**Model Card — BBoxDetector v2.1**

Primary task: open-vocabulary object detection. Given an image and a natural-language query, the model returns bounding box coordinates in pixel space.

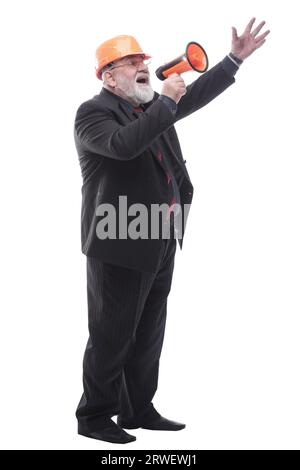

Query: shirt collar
[118,97,145,113]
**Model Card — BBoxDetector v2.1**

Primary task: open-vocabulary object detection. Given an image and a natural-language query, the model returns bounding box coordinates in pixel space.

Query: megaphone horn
[155,41,209,80]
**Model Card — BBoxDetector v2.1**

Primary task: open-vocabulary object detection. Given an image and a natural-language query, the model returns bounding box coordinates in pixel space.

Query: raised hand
[231,17,270,61]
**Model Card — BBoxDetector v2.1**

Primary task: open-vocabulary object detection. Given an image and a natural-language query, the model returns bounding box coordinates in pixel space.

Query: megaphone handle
[155,54,185,80]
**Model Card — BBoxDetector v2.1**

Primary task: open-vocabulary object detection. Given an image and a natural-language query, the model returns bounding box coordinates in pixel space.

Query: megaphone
[155,41,208,80]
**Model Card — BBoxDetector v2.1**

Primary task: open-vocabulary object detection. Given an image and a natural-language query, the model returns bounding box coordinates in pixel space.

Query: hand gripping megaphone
[155,41,208,80]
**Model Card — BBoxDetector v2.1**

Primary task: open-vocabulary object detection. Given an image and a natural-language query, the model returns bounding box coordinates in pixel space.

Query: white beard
[132,82,155,103]
[116,76,155,104]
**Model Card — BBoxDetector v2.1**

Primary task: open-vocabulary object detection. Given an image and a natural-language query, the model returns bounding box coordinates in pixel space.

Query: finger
[231,26,238,41]
[168,75,181,82]
[255,30,270,42]
[244,17,256,34]
[255,39,266,49]
[251,20,266,36]
[172,76,185,83]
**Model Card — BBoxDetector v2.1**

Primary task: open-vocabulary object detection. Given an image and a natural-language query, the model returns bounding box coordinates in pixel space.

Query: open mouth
[136,77,149,85]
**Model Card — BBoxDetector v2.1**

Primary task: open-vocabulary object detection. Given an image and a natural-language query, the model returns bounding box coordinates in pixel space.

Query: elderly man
[74,18,270,444]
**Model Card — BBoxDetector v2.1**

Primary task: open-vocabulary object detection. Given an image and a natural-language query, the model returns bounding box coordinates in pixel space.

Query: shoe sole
[78,431,136,444]
[142,425,186,431]
[118,422,186,431]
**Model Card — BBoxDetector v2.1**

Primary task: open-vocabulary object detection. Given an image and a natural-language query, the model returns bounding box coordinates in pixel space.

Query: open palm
[231,17,270,61]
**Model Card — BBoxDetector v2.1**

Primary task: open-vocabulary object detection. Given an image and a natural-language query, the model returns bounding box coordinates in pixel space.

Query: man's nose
[137,62,148,72]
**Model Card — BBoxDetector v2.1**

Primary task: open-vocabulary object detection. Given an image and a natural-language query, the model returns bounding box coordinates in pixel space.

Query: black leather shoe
[78,419,136,444]
[117,411,185,431]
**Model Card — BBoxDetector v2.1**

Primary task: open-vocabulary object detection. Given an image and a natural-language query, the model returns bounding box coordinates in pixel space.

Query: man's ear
[103,70,116,88]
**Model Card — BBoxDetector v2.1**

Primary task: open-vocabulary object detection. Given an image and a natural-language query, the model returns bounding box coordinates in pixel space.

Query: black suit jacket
[74,59,236,273]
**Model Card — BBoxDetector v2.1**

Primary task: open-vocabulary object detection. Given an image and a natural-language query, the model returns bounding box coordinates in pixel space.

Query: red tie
[133,107,143,113]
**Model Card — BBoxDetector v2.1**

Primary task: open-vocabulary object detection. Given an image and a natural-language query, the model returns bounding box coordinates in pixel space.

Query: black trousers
[76,236,177,432]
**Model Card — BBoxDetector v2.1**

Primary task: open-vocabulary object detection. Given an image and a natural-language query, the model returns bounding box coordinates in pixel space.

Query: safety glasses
[107,56,151,72]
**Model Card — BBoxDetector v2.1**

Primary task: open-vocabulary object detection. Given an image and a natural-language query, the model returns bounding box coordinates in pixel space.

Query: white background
[0,0,299,450]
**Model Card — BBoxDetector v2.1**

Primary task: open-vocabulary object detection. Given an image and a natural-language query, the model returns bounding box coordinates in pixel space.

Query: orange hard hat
[95,35,151,80]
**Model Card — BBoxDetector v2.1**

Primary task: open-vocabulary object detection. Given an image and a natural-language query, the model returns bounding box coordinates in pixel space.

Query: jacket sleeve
[74,98,175,160]
[174,59,236,123]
